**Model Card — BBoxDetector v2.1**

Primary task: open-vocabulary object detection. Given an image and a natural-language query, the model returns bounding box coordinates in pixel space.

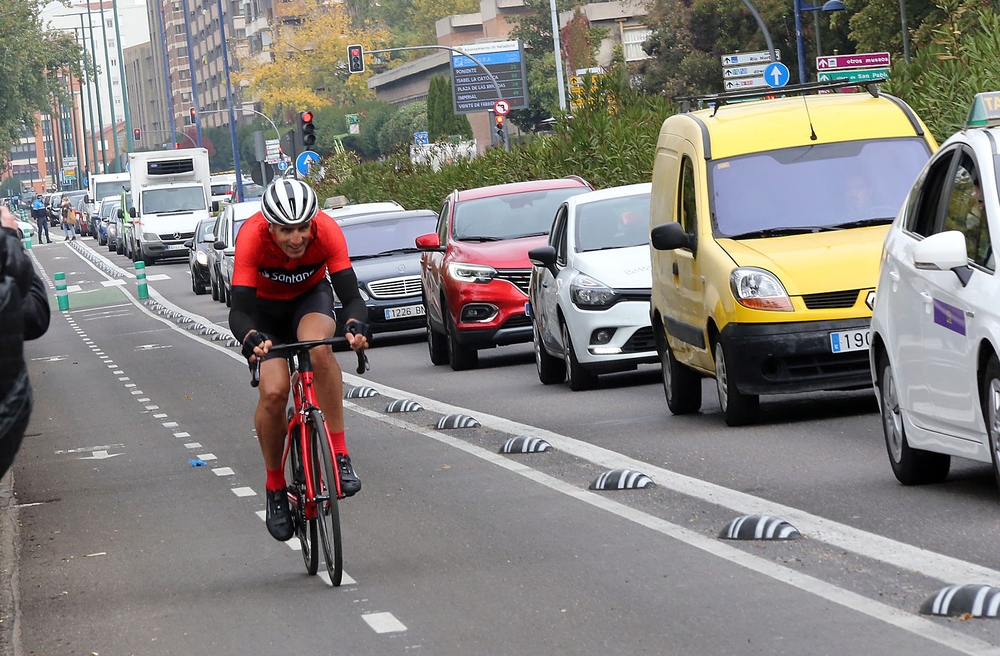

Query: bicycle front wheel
[308,408,343,586]
[286,419,318,575]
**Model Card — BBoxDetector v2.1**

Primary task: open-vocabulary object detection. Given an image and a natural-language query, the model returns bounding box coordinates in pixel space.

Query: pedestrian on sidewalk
[31,197,51,244]
[59,195,76,241]
[0,205,50,478]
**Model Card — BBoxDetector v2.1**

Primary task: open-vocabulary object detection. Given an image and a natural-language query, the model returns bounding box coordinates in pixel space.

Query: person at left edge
[228,179,370,542]
[0,205,51,478]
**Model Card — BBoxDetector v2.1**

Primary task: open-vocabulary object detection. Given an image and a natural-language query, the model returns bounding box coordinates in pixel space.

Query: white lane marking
[212,467,234,477]
[349,404,999,655]
[145,274,171,281]
[124,384,136,388]
[197,453,216,461]
[113,370,123,374]
[173,432,190,438]
[319,571,357,586]
[130,390,143,395]
[344,381,1000,589]
[184,443,202,449]
[101,279,126,287]
[66,285,81,292]
[362,612,407,634]
[232,487,255,497]
[118,377,130,381]
[162,421,178,427]
[153,414,168,419]
[145,405,158,410]
[55,443,125,454]
[106,364,117,368]
[255,510,266,521]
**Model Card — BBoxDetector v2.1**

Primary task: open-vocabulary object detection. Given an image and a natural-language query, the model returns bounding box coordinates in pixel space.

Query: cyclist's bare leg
[296,312,345,433]
[255,357,291,470]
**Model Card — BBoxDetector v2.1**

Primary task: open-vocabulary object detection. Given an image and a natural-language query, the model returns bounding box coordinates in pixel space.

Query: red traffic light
[300,110,314,123]
[132,128,141,141]
[349,47,361,57]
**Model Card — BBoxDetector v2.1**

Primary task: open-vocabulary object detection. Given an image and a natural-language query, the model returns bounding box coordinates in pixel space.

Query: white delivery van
[89,172,131,205]
[127,148,214,265]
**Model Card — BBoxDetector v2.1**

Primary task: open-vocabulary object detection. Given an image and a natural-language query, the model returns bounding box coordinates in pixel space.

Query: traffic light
[189,107,197,124]
[495,115,505,144]
[347,44,365,74]
[299,110,316,147]
[133,128,141,142]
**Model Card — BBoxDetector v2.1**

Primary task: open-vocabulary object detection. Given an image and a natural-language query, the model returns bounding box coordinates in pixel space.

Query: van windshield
[95,180,129,201]
[710,137,931,238]
[142,186,206,214]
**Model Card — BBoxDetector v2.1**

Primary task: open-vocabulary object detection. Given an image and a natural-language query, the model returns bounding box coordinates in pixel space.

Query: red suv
[416,177,592,370]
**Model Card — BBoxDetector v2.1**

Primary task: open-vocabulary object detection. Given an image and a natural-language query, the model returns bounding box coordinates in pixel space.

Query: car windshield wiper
[725,227,822,239]
[818,217,894,230]
[509,231,548,239]
[458,235,504,242]
[352,247,422,260]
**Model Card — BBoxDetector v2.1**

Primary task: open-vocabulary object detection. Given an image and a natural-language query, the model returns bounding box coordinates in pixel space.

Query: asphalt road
[6,237,1000,655]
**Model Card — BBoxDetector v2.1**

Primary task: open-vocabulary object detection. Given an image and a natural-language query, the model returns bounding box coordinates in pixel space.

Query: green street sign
[817,68,889,83]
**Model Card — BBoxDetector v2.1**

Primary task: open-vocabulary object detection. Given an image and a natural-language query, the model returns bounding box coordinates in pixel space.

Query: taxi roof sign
[966,91,1000,127]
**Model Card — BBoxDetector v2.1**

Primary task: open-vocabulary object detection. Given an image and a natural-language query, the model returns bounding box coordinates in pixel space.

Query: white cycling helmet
[261,179,319,226]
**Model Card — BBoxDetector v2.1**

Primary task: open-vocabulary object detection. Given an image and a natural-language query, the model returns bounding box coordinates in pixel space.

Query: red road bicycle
[252,337,367,585]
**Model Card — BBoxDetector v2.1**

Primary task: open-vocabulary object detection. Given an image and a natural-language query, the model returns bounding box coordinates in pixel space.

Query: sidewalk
[0,467,18,656]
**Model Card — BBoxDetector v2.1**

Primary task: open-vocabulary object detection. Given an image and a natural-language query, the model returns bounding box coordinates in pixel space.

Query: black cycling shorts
[253,278,336,360]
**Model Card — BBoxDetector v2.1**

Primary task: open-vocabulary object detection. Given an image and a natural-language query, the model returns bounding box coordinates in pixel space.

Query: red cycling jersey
[232,211,352,301]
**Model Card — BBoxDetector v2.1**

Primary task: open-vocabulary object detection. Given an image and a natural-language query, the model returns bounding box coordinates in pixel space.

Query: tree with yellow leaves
[235,0,387,117]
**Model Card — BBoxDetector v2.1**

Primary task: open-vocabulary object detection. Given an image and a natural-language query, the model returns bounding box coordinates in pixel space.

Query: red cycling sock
[330,430,348,457]
[265,467,286,492]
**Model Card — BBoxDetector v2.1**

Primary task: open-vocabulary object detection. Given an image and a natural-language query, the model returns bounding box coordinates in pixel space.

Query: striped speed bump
[921,585,1000,618]
[500,436,552,454]
[719,515,802,541]
[589,469,654,490]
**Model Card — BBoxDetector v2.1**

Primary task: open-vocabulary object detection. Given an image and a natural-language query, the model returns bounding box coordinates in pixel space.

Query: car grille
[501,313,532,330]
[157,231,194,242]
[802,290,860,309]
[762,351,870,381]
[496,269,531,296]
[621,327,656,353]
[367,275,422,299]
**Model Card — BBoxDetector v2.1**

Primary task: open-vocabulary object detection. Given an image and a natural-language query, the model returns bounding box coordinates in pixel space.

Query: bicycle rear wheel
[286,420,318,575]
[307,408,343,586]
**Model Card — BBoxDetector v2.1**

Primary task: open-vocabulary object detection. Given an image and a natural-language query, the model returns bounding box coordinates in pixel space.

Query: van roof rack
[676,80,881,114]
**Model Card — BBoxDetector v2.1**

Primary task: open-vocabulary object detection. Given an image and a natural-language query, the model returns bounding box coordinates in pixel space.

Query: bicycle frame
[281,344,345,514]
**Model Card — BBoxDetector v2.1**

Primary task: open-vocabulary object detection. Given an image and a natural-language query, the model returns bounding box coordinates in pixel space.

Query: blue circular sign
[277,160,288,171]
[296,150,321,176]
[764,62,790,88]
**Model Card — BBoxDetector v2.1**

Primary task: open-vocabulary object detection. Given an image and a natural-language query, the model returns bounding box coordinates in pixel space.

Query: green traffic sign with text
[817,68,889,83]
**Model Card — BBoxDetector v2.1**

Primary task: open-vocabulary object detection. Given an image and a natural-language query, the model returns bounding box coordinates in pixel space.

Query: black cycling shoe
[337,455,361,497]
[265,488,295,541]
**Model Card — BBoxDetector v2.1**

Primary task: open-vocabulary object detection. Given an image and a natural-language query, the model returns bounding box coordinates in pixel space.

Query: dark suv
[416,177,592,370]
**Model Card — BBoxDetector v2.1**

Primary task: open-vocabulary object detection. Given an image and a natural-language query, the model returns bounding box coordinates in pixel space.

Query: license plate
[385,304,425,320]
[830,329,870,353]
[166,244,186,251]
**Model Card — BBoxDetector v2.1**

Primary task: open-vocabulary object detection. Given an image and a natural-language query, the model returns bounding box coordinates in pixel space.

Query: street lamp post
[794,0,846,84]
[215,0,244,203]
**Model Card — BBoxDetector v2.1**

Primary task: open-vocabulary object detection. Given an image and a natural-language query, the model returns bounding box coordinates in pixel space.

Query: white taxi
[871,91,1000,491]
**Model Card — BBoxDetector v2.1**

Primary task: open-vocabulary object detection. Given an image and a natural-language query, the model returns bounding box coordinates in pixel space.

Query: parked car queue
[164,87,1000,501]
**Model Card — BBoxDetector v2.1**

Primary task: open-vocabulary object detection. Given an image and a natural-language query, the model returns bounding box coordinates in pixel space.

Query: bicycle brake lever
[250,359,261,387]
[356,350,369,375]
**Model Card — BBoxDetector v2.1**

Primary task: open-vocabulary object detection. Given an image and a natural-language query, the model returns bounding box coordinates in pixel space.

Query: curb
[0,467,19,656]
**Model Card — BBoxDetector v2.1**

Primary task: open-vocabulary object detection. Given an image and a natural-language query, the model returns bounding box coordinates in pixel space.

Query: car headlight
[730,267,793,311]
[447,262,498,284]
[142,232,158,241]
[196,251,208,266]
[571,274,619,309]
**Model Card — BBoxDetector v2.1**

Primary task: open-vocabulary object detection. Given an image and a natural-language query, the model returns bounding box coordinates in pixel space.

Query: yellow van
[650,87,937,426]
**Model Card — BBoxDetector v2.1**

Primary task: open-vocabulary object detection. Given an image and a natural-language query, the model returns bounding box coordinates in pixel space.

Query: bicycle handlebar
[249,336,369,387]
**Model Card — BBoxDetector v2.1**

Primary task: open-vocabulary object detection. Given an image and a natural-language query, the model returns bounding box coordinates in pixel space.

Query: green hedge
[313,68,676,210]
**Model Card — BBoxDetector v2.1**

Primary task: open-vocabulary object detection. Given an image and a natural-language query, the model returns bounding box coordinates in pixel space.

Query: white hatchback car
[528,183,655,390]
[871,91,1000,491]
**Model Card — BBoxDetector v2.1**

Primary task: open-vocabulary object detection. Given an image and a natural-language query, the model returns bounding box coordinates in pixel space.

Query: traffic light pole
[362,45,509,151]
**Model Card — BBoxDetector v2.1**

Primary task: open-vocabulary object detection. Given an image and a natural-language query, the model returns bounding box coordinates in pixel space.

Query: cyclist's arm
[329,267,366,325]
[229,286,258,343]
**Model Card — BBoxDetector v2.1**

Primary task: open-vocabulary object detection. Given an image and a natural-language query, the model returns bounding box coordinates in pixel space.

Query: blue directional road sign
[764,62,790,88]
[277,160,288,172]
[296,150,320,176]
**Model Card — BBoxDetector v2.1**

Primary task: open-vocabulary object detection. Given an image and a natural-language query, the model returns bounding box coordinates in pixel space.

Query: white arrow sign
[80,450,122,460]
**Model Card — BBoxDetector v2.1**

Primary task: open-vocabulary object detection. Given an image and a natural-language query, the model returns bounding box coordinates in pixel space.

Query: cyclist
[229,179,371,542]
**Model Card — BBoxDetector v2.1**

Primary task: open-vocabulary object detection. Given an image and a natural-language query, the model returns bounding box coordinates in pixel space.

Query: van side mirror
[415,233,444,251]
[528,245,558,277]
[128,207,137,218]
[651,222,696,253]
[214,240,226,250]
[183,240,193,249]
[84,195,91,204]
[212,201,220,213]
[115,209,123,219]
[912,230,972,287]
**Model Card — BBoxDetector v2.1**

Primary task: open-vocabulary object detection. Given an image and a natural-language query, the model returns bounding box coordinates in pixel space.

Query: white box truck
[126,148,214,265]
